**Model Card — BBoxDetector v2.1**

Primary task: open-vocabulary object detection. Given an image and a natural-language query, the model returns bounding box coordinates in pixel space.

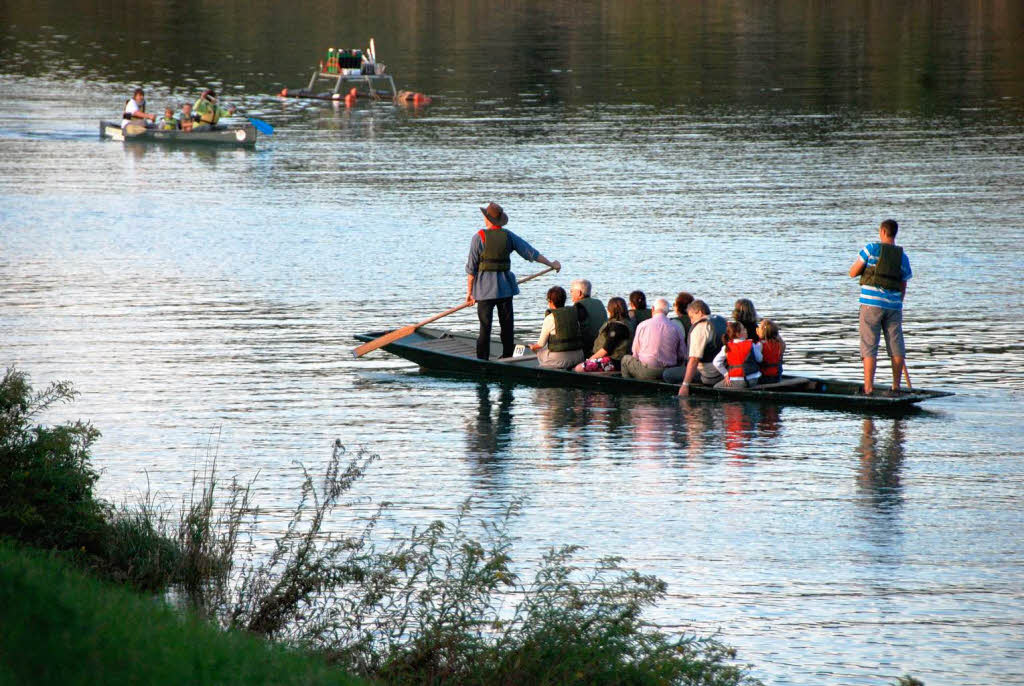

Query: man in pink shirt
[621,298,687,380]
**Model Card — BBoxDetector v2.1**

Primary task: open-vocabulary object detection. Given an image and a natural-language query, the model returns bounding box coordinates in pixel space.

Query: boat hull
[355,327,954,411]
[99,121,257,147]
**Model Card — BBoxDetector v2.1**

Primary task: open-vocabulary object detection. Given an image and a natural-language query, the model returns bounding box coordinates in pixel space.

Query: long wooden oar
[352,266,556,358]
[902,361,913,390]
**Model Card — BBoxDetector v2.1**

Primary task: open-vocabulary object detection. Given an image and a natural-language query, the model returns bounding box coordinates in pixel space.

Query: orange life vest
[760,340,784,377]
[725,339,755,378]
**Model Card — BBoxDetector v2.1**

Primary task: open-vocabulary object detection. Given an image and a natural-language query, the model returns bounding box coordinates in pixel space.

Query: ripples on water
[2,5,1024,685]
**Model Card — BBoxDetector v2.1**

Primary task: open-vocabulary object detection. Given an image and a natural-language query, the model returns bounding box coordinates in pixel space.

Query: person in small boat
[713,321,763,388]
[849,218,912,394]
[757,319,786,384]
[573,296,632,373]
[192,89,236,130]
[621,298,686,380]
[177,102,195,132]
[528,286,586,369]
[732,298,760,342]
[628,291,652,330]
[570,278,607,355]
[670,291,694,341]
[122,87,155,128]
[158,106,178,131]
[676,300,725,394]
[465,201,561,360]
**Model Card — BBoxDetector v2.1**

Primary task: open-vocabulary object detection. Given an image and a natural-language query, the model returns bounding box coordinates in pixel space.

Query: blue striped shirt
[858,242,911,311]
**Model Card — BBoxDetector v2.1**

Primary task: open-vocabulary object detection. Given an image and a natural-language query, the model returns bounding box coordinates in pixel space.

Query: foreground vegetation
[1,367,766,684]
[0,540,363,686]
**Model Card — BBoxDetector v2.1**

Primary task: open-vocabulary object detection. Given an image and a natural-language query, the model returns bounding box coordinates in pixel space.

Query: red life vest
[761,339,784,377]
[725,339,754,378]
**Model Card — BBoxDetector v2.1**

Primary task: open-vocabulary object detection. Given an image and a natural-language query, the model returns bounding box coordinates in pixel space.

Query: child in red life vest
[757,319,786,384]
[712,321,763,388]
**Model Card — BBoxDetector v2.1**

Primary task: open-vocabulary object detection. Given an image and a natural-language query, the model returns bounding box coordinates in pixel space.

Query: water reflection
[466,381,515,461]
[856,417,907,510]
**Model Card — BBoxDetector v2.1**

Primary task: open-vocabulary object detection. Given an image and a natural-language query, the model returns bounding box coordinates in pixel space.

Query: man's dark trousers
[476,297,515,360]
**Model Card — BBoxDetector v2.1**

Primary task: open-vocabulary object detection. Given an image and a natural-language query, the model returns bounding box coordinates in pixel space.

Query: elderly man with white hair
[570,278,607,354]
[620,298,687,380]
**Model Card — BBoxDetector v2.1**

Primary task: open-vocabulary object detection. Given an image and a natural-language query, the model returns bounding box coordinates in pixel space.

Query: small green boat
[99,120,257,147]
[354,327,954,411]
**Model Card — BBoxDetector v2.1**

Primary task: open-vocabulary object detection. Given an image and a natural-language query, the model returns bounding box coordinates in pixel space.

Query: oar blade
[352,324,417,358]
[247,116,274,135]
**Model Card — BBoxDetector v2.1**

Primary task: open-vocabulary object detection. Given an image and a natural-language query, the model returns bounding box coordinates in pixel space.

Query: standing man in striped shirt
[849,219,912,394]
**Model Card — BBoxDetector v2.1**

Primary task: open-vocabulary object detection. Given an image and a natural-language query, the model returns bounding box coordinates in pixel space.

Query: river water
[1,2,1023,684]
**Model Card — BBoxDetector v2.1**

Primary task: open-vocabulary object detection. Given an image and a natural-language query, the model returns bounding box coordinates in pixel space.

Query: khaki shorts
[859,305,905,359]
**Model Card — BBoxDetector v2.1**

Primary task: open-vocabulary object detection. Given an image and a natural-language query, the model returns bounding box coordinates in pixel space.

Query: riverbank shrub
[0,368,218,591]
[189,445,761,685]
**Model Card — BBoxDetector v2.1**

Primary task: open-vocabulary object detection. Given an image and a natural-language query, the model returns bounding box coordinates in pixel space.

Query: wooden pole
[352,266,556,358]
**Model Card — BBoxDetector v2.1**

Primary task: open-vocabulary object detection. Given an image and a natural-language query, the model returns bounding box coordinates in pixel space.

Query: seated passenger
[574,296,632,373]
[192,89,236,130]
[122,87,155,128]
[570,278,607,355]
[177,102,194,132]
[621,298,686,380]
[676,300,726,394]
[713,321,763,388]
[732,298,760,342]
[670,291,694,340]
[529,286,586,369]
[757,319,786,384]
[628,290,652,329]
[158,106,178,131]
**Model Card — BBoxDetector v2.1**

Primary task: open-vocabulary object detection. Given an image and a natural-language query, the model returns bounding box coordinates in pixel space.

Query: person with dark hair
[712,321,763,388]
[676,299,726,393]
[122,87,155,128]
[621,298,686,380]
[670,292,695,340]
[732,298,760,342]
[849,219,912,394]
[628,290,652,330]
[529,285,585,369]
[192,88,236,130]
[466,201,561,360]
[570,278,607,354]
[574,296,633,373]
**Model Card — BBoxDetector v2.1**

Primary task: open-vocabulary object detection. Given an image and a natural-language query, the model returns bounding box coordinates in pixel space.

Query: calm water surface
[1,3,1023,684]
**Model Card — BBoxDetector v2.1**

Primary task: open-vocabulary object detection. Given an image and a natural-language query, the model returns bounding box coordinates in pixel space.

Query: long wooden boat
[354,327,954,411]
[99,120,257,147]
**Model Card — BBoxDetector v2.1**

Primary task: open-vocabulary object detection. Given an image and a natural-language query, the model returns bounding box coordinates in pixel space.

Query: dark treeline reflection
[2,0,1021,112]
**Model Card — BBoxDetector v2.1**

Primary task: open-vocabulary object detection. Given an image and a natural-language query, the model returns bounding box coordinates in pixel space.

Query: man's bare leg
[863,356,877,394]
[891,355,904,390]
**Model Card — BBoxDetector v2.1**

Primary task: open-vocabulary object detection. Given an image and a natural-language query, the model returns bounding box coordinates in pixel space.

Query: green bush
[0,368,107,555]
[0,368,221,592]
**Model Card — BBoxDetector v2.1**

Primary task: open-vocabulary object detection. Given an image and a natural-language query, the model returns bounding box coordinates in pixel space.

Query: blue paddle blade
[247,116,274,135]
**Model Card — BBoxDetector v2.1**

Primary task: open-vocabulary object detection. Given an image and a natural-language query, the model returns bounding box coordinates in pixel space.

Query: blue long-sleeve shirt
[465,229,540,301]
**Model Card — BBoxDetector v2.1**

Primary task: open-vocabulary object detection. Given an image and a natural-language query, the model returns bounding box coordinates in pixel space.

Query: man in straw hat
[466,202,561,360]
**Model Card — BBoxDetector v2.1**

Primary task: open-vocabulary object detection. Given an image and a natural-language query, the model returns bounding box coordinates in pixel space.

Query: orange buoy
[344,93,356,107]
[279,88,288,97]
